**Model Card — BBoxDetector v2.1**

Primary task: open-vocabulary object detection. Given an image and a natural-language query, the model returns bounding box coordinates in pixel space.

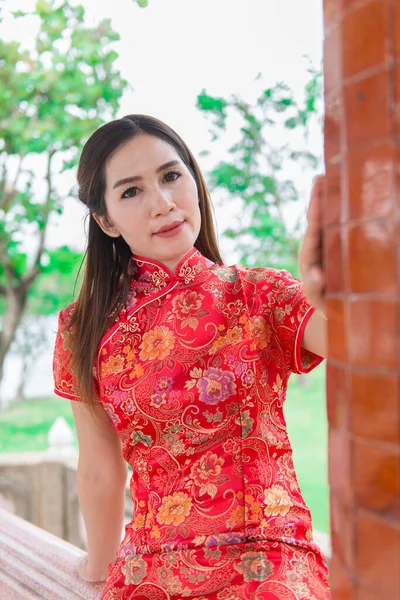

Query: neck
[159,258,183,274]
[132,247,197,275]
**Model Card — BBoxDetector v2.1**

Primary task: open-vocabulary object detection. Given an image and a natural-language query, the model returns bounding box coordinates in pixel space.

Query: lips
[154,221,184,234]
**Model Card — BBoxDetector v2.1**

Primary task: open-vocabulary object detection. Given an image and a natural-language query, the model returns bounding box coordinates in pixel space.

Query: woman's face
[95,134,201,273]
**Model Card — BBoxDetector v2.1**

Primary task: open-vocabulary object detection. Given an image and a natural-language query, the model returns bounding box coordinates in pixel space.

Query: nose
[149,188,176,218]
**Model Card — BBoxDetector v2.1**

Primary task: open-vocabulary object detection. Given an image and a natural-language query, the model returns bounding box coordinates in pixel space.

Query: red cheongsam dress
[53,248,330,600]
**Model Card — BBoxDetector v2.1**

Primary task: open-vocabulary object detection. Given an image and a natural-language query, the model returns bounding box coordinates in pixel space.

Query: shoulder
[57,301,77,330]
[212,263,299,289]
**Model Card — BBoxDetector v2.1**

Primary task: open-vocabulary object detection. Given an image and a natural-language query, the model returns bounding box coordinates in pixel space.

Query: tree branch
[4,262,20,292]
[0,155,24,211]
[13,155,24,192]
[22,150,56,287]
[0,154,7,197]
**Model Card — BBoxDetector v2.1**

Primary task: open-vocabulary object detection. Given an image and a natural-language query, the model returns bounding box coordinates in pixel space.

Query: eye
[121,186,138,199]
[163,170,182,183]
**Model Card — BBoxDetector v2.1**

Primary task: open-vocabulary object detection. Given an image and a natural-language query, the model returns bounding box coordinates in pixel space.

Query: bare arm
[302,309,327,358]
[71,401,128,582]
[298,176,327,359]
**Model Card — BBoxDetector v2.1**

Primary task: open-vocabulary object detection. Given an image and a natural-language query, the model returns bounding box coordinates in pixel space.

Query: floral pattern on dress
[196,367,236,405]
[139,325,175,361]
[264,484,294,517]
[157,492,192,526]
[234,551,274,582]
[53,247,329,599]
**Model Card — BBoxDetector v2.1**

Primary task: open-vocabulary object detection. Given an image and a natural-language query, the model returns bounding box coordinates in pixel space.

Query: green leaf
[196,69,322,270]
[284,117,298,129]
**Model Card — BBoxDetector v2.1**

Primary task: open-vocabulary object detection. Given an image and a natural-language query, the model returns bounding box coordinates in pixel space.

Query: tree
[196,67,323,275]
[5,245,83,402]
[28,245,84,316]
[9,316,49,402]
[0,0,128,399]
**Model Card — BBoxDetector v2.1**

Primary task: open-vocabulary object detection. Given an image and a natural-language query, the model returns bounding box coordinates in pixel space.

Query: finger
[300,177,325,266]
[303,269,326,311]
[76,555,88,580]
[299,227,322,267]
[307,175,324,225]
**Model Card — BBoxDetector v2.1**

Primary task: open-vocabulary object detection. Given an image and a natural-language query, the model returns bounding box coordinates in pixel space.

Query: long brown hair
[68,114,223,408]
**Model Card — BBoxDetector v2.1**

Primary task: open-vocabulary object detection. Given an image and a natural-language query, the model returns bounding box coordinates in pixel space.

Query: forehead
[106,134,180,181]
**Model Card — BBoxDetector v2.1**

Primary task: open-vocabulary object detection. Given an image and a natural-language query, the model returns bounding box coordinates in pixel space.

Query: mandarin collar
[130,248,214,292]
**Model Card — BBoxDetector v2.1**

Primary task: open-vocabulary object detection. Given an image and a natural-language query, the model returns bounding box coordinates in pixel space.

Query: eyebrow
[112,160,181,190]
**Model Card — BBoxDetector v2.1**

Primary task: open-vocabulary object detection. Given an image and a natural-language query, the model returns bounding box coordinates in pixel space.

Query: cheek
[105,199,125,222]
[185,178,200,206]
[107,205,143,239]
[109,200,139,223]
[193,201,202,236]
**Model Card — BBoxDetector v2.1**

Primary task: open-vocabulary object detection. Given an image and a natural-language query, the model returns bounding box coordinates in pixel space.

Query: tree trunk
[13,363,26,404]
[0,151,54,407]
[0,282,28,407]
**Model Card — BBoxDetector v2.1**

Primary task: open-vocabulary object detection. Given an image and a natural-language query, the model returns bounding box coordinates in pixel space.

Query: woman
[53,114,329,599]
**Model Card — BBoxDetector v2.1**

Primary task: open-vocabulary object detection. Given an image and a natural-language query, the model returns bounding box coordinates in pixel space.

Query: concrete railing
[0,451,84,547]
[0,508,104,600]
[0,417,135,550]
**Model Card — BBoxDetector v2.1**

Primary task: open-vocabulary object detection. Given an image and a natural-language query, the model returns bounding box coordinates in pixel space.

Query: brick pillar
[323,0,400,598]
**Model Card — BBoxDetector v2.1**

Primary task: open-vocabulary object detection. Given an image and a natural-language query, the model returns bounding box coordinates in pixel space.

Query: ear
[92,213,121,238]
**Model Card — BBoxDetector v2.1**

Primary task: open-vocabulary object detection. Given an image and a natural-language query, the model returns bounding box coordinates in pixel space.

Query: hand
[76,554,109,583]
[298,176,325,312]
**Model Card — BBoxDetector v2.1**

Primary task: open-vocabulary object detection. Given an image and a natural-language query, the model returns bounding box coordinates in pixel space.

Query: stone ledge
[0,508,104,600]
[0,451,77,467]
[0,507,331,599]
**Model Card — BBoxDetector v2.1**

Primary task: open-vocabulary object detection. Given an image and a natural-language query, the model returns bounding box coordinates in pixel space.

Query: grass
[0,396,76,453]
[285,364,329,534]
[0,365,329,533]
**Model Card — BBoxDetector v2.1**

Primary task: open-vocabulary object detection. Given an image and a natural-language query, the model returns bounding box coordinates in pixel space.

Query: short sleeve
[52,306,84,401]
[270,270,324,375]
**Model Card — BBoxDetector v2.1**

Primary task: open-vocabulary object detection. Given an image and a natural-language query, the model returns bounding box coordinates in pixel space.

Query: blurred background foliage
[197,69,322,274]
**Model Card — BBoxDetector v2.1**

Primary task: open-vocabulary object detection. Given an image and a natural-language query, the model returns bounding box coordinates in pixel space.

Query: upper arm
[302,309,327,359]
[264,269,325,373]
[71,401,127,482]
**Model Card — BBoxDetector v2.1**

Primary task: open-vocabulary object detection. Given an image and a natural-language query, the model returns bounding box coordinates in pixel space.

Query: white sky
[1,0,323,399]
